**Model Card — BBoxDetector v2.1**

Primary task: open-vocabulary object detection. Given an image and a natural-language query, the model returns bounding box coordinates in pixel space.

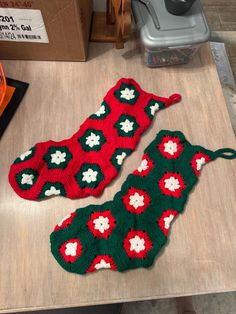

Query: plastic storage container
[132,0,210,67]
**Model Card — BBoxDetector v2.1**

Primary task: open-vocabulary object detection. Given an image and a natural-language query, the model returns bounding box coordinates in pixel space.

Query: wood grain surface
[0,42,236,313]
[202,0,236,31]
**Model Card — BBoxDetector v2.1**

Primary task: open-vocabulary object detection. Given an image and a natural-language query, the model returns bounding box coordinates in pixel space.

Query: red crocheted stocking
[8,78,181,200]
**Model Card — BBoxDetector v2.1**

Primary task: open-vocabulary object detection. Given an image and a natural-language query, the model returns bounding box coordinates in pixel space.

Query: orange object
[0,85,16,117]
[0,64,7,109]
[0,64,16,117]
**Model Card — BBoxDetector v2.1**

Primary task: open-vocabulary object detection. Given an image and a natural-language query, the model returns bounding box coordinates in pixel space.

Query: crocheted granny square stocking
[8,78,181,201]
[50,130,236,274]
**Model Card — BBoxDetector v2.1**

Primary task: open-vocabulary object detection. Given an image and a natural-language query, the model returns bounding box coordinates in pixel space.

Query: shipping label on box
[0,8,49,43]
[0,0,92,61]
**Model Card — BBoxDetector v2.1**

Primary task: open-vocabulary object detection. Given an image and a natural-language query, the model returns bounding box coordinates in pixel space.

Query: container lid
[132,0,210,49]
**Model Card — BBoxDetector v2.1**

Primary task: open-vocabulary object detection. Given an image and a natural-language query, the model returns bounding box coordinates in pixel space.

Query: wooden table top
[0,42,235,313]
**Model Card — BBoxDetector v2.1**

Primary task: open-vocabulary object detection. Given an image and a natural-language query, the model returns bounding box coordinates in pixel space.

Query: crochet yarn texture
[50,130,236,274]
[8,78,181,200]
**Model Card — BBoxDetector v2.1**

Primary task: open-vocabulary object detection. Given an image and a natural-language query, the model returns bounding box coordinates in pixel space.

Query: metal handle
[138,0,160,30]
[146,1,160,29]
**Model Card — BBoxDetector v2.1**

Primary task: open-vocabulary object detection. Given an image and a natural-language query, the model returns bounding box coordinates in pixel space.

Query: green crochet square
[114,114,139,137]
[114,83,140,105]
[43,146,72,170]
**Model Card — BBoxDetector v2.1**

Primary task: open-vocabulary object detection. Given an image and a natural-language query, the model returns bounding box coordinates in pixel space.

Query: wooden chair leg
[107,0,115,25]
[115,28,124,49]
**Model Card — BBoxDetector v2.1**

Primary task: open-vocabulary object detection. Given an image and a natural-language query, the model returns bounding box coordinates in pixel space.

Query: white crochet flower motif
[137,159,148,172]
[82,168,98,183]
[21,173,34,185]
[65,242,77,256]
[120,88,135,100]
[19,150,32,161]
[95,259,111,270]
[164,177,180,192]
[196,157,206,171]
[129,192,144,209]
[51,150,66,165]
[116,152,127,165]
[45,186,60,197]
[58,214,71,227]
[129,236,145,253]
[164,215,174,230]
[150,103,159,116]
[120,119,134,133]
[164,140,178,156]
[93,216,110,234]
[86,132,100,148]
[95,105,105,117]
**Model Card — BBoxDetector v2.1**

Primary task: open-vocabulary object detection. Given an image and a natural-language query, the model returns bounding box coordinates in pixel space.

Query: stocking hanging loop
[213,148,236,160]
[166,93,182,106]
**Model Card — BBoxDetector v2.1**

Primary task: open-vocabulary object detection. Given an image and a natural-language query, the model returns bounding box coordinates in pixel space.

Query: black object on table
[0,78,29,139]
[164,0,196,15]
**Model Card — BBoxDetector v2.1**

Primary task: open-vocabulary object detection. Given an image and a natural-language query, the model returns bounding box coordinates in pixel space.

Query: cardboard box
[0,0,92,61]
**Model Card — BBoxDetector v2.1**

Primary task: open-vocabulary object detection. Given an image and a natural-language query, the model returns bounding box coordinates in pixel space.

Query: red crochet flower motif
[87,255,117,272]
[158,135,183,159]
[191,152,211,176]
[159,172,186,198]
[123,187,151,214]
[87,210,116,239]
[54,212,76,232]
[133,153,154,177]
[158,210,178,236]
[123,230,153,259]
[59,238,82,263]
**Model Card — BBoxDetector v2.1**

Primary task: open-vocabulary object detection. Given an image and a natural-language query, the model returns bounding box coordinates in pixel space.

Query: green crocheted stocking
[50,130,236,274]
